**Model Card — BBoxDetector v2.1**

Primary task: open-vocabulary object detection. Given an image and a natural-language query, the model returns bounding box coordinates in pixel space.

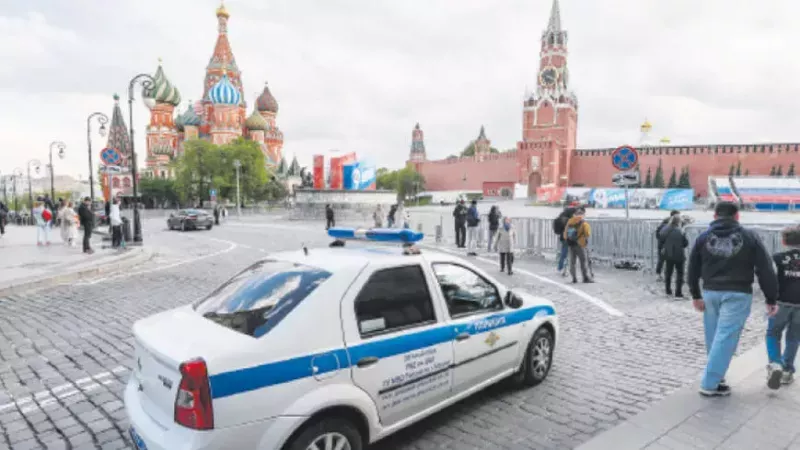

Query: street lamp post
[127,73,156,244]
[87,112,109,202]
[48,141,66,201]
[26,159,41,211]
[233,159,242,218]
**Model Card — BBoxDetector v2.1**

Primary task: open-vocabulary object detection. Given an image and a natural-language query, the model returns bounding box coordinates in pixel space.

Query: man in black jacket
[688,201,778,397]
[764,226,800,388]
[658,214,688,297]
[452,200,467,248]
[325,204,335,230]
[655,210,681,281]
[78,197,95,254]
[553,205,577,275]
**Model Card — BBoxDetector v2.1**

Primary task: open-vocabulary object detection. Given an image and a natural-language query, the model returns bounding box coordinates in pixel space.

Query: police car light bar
[327,227,424,243]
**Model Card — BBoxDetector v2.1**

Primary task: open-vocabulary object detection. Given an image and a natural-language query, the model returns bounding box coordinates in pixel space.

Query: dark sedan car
[167,209,214,231]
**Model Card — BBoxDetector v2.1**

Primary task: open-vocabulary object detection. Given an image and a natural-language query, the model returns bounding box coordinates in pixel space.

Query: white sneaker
[767,363,783,390]
[781,372,794,385]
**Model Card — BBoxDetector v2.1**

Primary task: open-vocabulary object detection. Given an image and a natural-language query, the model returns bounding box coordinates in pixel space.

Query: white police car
[125,228,558,450]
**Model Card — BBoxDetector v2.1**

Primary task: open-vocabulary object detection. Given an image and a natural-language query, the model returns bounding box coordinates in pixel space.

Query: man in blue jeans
[553,205,577,276]
[688,201,779,397]
[764,226,800,389]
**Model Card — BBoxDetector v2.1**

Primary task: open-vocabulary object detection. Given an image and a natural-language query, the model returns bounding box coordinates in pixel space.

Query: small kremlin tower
[408,123,426,163]
[101,94,134,199]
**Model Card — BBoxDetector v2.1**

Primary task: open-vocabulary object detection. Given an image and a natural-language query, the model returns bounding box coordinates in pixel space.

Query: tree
[375,166,425,201]
[776,165,784,177]
[728,164,735,177]
[788,163,796,177]
[678,166,691,189]
[644,167,652,188]
[460,142,499,157]
[220,139,272,202]
[173,140,224,206]
[667,167,678,188]
[277,157,287,175]
[139,177,179,208]
[735,161,742,176]
[652,159,665,188]
[770,166,777,176]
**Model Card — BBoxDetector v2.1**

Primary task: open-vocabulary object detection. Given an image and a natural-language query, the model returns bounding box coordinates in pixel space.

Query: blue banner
[587,188,694,210]
[659,189,694,210]
[343,162,377,190]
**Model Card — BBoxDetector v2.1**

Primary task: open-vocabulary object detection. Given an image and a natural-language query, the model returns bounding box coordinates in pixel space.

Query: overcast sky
[2,0,798,180]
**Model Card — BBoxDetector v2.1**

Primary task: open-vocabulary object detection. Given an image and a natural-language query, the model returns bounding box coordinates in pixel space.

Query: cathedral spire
[204,2,244,103]
[547,0,561,32]
[105,94,132,166]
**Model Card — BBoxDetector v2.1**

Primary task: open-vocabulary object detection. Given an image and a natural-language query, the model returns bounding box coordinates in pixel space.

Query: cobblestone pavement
[0,216,771,449]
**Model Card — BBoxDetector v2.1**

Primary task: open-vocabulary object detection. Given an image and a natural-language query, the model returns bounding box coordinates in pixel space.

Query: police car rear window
[194,260,331,338]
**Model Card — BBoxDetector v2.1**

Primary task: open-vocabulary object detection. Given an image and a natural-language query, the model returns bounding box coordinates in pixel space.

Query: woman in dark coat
[658,215,689,297]
[487,206,500,251]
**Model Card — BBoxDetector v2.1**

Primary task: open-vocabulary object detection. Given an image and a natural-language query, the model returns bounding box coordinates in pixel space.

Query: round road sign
[611,145,639,171]
[100,147,122,166]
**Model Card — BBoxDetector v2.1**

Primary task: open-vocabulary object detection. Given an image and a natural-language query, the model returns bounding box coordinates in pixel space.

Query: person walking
[452,200,467,248]
[656,210,681,281]
[109,198,123,249]
[488,206,500,252]
[466,200,480,256]
[764,226,800,389]
[325,204,335,230]
[493,217,517,275]
[564,208,593,283]
[553,207,577,276]
[0,200,7,238]
[57,202,72,245]
[213,205,220,225]
[396,203,409,229]
[688,201,778,397]
[373,204,385,228]
[387,204,397,228]
[65,201,78,247]
[78,197,95,254]
[659,214,689,297]
[32,202,51,246]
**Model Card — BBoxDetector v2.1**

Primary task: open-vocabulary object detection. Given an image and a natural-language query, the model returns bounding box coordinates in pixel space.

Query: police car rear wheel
[511,327,553,387]
[287,418,362,450]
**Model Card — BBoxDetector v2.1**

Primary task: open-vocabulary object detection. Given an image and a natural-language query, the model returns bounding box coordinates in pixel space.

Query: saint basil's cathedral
[101,2,283,199]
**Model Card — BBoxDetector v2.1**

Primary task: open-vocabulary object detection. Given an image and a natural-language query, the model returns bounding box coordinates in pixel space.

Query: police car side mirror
[505,291,523,309]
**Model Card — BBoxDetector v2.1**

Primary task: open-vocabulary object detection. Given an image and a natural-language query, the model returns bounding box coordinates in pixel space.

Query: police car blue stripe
[209,305,555,399]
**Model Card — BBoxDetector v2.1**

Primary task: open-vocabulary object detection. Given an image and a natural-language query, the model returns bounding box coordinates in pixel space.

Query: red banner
[313,155,325,189]
[329,152,356,190]
[536,186,566,203]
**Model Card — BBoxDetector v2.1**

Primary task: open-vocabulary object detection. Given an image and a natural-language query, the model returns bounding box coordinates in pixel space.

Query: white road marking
[428,246,625,317]
[0,366,128,413]
[76,237,239,285]
[226,222,319,232]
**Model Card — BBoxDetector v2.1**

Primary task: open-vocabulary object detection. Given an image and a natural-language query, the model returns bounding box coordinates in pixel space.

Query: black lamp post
[26,159,41,210]
[87,112,109,203]
[127,73,155,244]
[48,141,66,201]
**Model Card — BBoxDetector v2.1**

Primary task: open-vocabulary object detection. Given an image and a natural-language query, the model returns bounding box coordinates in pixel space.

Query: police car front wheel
[510,326,554,387]
[286,417,363,450]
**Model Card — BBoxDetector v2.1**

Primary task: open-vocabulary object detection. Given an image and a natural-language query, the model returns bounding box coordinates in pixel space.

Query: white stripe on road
[75,237,239,285]
[429,246,625,317]
[0,366,128,414]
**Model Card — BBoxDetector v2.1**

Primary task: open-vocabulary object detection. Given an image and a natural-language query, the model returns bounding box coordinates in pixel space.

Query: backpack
[566,225,579,245]
[42,209,52,222]
[553,216,566,236]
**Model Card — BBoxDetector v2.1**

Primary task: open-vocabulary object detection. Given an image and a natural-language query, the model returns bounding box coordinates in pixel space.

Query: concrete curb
[0,247,156,297]
[576,342,766,450]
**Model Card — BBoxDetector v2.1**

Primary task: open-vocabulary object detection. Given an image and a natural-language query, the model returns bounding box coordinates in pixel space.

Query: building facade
[142,3,283,179]
[409,0,798,198]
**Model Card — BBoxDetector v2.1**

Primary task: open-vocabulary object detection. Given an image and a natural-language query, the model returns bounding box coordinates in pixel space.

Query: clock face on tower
[540,67,557,87]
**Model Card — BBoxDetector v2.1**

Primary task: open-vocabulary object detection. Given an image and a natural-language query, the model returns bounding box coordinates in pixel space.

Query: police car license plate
[129,427,148,450]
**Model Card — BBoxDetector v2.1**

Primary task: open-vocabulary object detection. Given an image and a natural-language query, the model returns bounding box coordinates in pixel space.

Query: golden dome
[216,1,229,18]
[640,118,652,132]
[660,137,671,144]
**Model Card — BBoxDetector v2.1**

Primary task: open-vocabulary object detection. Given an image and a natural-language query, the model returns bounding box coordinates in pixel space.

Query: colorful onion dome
[245,107,268,131]
[209,73,241,105]
[143,61,181,107]
[256,82,279,113]
[180,101,202,127]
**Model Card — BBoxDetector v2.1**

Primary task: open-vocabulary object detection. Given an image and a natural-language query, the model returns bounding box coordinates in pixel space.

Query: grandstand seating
[731,177,800,211]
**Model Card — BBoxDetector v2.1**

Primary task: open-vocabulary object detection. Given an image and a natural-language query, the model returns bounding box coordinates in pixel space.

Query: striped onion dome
[256,82,279,113]
[180,101,202,127]
[245,107,268,131]
[209,73,241,105]
[144,62,181,107]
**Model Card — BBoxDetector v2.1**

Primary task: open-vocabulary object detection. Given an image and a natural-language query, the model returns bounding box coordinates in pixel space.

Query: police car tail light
[174,358,214,430]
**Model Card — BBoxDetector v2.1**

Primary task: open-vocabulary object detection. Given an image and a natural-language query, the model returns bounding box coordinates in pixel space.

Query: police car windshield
[194,260,332,338]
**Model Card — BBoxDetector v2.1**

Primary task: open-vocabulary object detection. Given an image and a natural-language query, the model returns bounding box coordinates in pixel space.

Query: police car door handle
[356,357,379,368]
[455,332,470,341]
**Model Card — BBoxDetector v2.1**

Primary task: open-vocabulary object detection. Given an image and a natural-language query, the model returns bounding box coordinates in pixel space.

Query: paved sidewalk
[0,225,152,295]
[578,343,800,450]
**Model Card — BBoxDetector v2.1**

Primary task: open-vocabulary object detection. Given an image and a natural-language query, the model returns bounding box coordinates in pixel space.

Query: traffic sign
[612,171,640,187]
[100,147,123,166]
[100,165,122,174]
[611,145,639,171]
